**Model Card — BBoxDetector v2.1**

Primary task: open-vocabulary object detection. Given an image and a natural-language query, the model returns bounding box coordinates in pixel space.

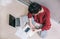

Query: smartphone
[25,27,30,32]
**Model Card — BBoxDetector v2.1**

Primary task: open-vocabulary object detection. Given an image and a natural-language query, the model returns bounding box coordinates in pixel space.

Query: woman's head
[28,2,42,14]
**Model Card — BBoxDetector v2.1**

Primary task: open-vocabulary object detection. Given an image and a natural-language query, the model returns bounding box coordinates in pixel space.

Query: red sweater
[28,5,51,31]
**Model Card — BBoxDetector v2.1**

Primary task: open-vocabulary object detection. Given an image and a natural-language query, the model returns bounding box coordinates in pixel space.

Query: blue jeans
[31,17,47,38]
[20,16,47,38]
[38,30,47,39]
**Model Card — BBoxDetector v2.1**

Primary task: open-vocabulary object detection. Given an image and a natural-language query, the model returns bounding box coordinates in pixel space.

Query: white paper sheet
[15,27,28,39]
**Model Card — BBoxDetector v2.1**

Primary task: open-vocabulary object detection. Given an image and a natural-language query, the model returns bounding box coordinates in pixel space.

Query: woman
[28,2,51,38]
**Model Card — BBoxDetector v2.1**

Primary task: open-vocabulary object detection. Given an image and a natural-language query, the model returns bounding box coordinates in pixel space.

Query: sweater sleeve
[42,9,51,31]
[28,13,32,18]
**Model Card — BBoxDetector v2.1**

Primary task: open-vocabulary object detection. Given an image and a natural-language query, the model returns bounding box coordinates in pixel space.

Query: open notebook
[22,24,37,37]
[15,24,41,39]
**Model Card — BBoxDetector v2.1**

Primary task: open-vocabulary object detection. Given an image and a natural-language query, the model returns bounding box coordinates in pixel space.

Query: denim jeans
[37,30,47,39]
[31,17,47,38]
[20,16,47,38]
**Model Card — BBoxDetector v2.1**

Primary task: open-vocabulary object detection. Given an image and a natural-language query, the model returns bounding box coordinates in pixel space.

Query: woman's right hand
[29,24,35,31]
